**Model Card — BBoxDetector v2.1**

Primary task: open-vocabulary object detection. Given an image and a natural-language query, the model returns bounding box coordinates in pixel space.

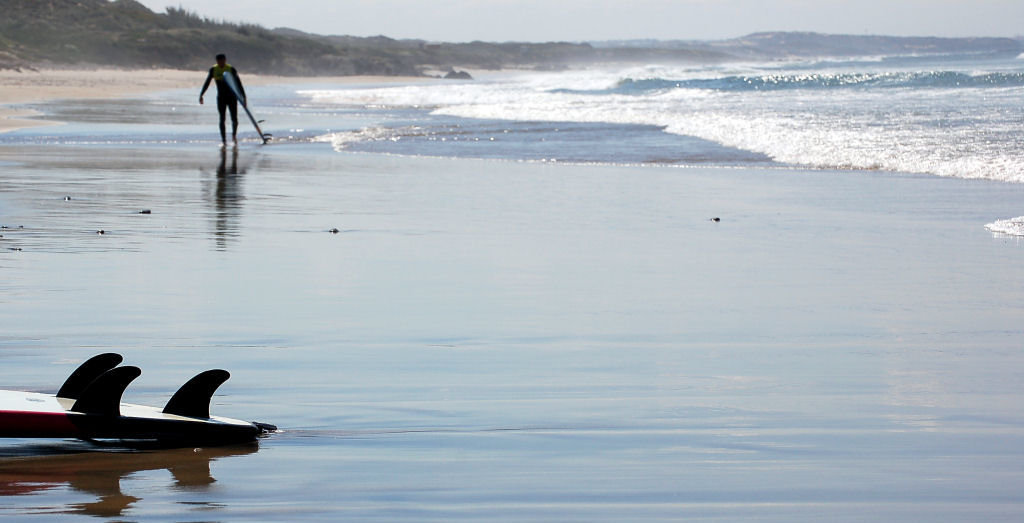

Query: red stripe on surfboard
[0,410,80,438]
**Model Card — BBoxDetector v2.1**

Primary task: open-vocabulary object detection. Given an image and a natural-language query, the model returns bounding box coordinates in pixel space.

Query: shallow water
[2,119,1024,519]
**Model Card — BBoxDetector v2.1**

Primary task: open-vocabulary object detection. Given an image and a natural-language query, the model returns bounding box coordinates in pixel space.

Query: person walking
[199,54,247,146]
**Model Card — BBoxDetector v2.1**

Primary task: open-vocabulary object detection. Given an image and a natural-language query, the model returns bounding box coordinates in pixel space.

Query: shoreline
[0,68,430,134]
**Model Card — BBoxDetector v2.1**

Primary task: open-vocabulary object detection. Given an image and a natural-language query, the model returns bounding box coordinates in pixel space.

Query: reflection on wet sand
[210,147,246,250]
[0,444,256,518]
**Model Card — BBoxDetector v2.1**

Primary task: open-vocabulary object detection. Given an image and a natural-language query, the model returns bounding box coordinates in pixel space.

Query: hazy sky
[136,0,1024,42]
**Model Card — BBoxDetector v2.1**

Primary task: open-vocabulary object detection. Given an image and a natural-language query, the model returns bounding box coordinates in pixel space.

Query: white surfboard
[0,354,274,446]
[223,71,271,144]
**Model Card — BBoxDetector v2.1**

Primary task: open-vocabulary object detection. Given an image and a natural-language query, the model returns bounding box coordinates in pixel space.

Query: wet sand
[2,88,1024,520]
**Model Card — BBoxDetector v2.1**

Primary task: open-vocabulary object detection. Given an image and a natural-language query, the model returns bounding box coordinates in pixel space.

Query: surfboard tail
[0,354,274,446]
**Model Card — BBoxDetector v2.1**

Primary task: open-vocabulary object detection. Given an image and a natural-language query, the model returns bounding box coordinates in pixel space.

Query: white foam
[315,126,405,151]
[985,216,1024,236]
[299,63,1024,183]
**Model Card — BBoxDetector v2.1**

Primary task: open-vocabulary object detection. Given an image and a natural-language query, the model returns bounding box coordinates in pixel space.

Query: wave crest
[985,216,1024,237]
[607,71,1024,93]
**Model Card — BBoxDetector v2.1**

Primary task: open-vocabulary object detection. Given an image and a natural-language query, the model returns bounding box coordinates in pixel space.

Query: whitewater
[303,52,1024,184]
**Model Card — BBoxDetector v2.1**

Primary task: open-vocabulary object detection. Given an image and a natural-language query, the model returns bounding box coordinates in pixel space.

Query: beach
[0,68,426,133]
[2,68,1024,521]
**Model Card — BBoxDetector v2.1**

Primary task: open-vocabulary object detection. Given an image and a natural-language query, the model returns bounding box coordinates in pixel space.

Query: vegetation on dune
[0,0,619,74]
[0,0,1019,75]
[0,1,366,74]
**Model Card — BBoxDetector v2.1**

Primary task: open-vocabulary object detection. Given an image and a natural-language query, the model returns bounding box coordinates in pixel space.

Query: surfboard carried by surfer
[199,54,269,145]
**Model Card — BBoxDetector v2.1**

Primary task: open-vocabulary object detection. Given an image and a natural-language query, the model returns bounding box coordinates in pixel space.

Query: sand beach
[0,68,426,133]
[1,68,1024,521]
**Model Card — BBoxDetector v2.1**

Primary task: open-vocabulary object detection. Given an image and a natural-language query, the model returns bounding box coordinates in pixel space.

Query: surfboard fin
[57,353,124,400]
[70,366,142,416]
[163,369,230,419]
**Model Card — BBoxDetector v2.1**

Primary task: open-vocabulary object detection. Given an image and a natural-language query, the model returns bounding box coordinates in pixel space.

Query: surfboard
[223,71,271,144]
[0,353,275,446]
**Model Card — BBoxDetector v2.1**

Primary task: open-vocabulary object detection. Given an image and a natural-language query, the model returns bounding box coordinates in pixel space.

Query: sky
[136,0,1024,42]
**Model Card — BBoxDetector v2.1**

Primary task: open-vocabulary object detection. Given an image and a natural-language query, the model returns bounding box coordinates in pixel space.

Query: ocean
[8,51,1023,185]
[2,50,1024,520]
[12,51,1023,235]
[300,52,1024,183]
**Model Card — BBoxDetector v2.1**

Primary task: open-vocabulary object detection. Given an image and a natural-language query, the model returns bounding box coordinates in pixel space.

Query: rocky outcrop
[443,70,473,80]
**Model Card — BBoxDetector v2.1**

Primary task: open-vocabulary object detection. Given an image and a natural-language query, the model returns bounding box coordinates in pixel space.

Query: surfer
[199,54,247,146]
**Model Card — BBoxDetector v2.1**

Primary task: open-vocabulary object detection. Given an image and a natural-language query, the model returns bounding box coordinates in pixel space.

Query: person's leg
[228,100,239,143]
[217,97,228,144]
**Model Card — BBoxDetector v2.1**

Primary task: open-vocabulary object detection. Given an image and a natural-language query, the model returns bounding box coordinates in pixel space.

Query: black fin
[71,366,141,416]
[163,369,230,419]
[57,353,123,399]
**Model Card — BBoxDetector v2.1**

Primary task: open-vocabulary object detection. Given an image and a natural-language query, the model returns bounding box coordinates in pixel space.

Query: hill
[0,0,726,74]
[0,0,408,74]
[0,1,1020,75]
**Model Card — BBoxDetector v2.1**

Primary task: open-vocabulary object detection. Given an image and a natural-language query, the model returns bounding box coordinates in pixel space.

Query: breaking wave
[600,71,1024,94]
[985,216,1024,237]
[302,56,1024,183]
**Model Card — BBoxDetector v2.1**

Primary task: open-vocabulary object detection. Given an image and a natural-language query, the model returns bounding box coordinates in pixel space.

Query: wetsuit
[199,64,247,143]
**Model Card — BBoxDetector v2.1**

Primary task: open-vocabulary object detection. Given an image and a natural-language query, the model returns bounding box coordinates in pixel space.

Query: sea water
[302,51,1024,235]
[2,145,1024,520]
[2,51,1024,521]
[8,51,1023,184]
[301,52,1024,184]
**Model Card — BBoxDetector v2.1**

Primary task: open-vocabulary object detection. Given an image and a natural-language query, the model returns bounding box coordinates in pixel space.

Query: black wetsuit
[199,64,247,143]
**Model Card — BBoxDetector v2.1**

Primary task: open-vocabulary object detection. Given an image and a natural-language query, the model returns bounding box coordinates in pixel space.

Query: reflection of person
[217,146,240,178]
[213,147,245,250]
[199,53,247,146]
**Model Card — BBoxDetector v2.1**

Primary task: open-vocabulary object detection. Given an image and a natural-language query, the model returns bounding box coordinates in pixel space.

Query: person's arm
[199,68,214,104]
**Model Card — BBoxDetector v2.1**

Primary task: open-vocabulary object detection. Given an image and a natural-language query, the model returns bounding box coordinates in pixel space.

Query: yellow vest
[211,64,234,81]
